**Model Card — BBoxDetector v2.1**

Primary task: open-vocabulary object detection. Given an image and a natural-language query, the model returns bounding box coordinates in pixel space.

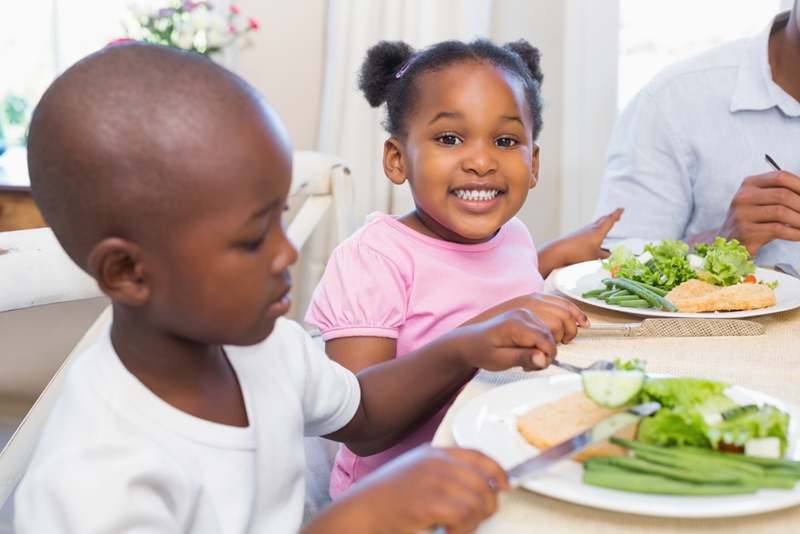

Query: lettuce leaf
[601,244,638,272]
[695,237,755,286]
[643,239,690,263]
[637,377,730,408]
[637,406,711,447]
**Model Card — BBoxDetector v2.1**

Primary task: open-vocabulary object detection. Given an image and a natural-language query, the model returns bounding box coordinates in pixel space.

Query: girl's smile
[383,61,539,244]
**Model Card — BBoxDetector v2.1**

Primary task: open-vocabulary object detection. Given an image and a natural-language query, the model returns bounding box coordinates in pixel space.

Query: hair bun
[358,41,416,107]
[503,40,543,86]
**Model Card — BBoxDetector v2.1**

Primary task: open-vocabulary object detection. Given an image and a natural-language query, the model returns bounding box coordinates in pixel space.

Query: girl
[305,39,622,498]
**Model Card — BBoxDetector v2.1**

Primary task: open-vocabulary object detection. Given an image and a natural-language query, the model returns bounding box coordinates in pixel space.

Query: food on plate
[516,391,637,461]
[561,363,800,495]
[581,237,778,312]
[665,279,776,313]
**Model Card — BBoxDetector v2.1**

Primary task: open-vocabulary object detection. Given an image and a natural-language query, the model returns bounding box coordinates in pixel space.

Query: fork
[775,263,800,281]
[553,359,615,374]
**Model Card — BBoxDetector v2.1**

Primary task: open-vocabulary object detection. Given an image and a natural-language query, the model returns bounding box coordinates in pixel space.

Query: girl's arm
[324,309,556,456]
[536,207,623,278]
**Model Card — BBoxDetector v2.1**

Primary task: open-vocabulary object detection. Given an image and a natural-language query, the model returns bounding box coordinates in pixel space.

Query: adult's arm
[683,170,800,255]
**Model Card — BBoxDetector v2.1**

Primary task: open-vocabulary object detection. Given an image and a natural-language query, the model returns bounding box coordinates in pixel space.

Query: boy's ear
[529,143,540,190]
[383,138,408,186]
[87,237,152,306]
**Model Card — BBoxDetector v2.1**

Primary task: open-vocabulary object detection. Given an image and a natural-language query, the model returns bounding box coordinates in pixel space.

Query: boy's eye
[242,235,266,252]
[437,135,462,146]
[496,137,517,148]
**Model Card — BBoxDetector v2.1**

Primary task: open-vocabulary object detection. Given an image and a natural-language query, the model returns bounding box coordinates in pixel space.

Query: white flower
[175,24,195,50]
[206,29,226,48]
[191,8,211,31]
[209,13,228,34]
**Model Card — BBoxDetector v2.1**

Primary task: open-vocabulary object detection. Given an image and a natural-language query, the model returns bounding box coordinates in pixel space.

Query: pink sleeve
[305,240,408,341]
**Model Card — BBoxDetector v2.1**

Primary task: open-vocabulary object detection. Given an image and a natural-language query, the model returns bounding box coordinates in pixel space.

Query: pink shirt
[305,212,544,497]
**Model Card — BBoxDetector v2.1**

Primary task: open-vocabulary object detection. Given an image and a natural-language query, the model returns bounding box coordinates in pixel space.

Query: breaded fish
[665,279,776,313]
[516,391,637,461]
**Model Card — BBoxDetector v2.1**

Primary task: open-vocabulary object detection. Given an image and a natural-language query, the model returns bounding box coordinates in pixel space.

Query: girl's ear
[87,237,152,306]
[383,138,408,185]
[529,143,540,190]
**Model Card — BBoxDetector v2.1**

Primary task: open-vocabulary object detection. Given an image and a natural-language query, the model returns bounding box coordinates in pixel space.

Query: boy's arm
[301,446,509,534]
[536,207,623,278]
[325,309,556,456]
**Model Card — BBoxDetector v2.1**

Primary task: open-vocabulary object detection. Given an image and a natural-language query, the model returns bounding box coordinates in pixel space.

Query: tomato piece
[743,275,757,284]
[611,265,620,278]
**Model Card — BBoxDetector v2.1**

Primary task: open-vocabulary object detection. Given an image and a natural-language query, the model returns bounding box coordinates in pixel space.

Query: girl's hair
[358,39,544,140]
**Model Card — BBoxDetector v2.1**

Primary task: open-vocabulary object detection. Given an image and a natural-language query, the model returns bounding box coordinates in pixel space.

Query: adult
[594,3,800,266]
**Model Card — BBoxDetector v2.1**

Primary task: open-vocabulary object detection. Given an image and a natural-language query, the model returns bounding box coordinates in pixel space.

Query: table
[431,274,800,533]
[0,147,45,231]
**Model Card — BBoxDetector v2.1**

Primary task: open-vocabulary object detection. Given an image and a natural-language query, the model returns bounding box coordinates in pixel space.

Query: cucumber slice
[582,370,646,408]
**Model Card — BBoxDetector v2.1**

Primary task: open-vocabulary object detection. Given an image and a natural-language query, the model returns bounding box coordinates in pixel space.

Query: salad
[581,238,776,312]
[580,363,798,495]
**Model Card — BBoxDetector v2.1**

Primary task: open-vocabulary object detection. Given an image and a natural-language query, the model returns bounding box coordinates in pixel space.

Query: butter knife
[775,263,800,281]
[576,318,764,338]
[506,401,661,487]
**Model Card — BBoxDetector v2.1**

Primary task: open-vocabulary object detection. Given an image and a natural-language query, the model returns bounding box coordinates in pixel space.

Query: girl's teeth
[456,189,499,201]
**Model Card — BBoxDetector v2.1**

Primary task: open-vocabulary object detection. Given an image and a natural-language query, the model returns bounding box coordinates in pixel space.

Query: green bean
[583,470,757,496]
[604,289,629,302]
[596,289,617,300]
[618,299,651,308]
[581,288,606,298]
[602,278,678,312]
[630,280,669,297]
[607,294,641,304]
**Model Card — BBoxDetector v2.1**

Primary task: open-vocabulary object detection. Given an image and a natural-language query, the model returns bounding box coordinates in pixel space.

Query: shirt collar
[730,12,800,117]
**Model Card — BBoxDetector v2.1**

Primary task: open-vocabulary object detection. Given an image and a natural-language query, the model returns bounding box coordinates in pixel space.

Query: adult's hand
[687,170,800,255]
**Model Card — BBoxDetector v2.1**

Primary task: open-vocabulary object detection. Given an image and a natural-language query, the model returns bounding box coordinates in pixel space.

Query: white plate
[553,261,800,318]
[452,375,800,518]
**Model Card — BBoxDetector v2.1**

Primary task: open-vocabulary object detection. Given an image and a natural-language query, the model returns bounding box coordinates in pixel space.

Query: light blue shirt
[594,13,800,267]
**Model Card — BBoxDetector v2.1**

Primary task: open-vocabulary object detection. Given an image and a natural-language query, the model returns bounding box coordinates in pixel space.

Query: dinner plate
[452,375,800,518]
[553,261,800,318]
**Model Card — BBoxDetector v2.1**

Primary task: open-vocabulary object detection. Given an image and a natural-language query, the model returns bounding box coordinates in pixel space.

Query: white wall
[235,0,327,151]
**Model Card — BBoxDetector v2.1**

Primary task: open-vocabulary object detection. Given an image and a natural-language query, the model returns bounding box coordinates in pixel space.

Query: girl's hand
[464,293,589,345]
[303,446,508,534]
[537,207,624,278]
[455,308,558,371]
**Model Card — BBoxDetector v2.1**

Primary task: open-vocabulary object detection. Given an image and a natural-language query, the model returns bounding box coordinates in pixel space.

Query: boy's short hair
[27,43,261,269]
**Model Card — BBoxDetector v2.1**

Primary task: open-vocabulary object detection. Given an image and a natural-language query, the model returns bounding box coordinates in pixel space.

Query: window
[618,0,786,112]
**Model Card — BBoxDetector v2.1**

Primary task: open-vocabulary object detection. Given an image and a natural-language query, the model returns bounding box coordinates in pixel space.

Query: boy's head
[28,43,298,345]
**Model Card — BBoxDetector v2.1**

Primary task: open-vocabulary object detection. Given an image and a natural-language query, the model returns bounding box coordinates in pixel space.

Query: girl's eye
[496,137,517,148]
[437,135,462,146]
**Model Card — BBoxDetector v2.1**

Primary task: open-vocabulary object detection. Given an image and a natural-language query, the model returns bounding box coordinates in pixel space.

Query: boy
[15,43,561,533]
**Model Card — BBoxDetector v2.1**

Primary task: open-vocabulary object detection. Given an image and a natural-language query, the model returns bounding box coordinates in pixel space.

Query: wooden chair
[0,150,356,513]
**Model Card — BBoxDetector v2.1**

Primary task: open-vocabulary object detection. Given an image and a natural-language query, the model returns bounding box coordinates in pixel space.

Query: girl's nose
[463,141,497,176]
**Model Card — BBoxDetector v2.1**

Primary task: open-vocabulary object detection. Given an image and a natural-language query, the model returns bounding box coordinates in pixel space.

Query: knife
[575,319,764,338]
[506,401,661,487]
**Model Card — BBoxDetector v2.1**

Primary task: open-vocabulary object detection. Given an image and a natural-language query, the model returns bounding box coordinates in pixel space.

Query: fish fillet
[665,279,776,313]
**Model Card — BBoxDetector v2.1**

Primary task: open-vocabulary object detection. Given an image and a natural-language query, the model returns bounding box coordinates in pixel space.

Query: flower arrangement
[119,1,258,56]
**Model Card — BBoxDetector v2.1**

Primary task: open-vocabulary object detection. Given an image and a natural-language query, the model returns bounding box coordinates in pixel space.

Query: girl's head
[359,39,545,244]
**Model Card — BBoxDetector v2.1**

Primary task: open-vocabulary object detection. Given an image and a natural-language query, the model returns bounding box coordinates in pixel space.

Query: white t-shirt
[14,317,361,534]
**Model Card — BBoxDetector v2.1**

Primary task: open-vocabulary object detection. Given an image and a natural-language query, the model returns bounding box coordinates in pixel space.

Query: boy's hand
[537,208,624,278]
[464,293,589,345]
[304,446,508,534]
[456,308,558,371]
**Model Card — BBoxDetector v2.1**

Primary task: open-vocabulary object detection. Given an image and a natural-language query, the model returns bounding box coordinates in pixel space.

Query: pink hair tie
[395,55,418,78]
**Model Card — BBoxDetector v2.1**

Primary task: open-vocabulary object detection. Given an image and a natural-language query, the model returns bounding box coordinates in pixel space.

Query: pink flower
[184,1,197,10]
[230,5,240,15]
[248,18,259,30]
[106,38,136,47]
[228,23,236,33]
